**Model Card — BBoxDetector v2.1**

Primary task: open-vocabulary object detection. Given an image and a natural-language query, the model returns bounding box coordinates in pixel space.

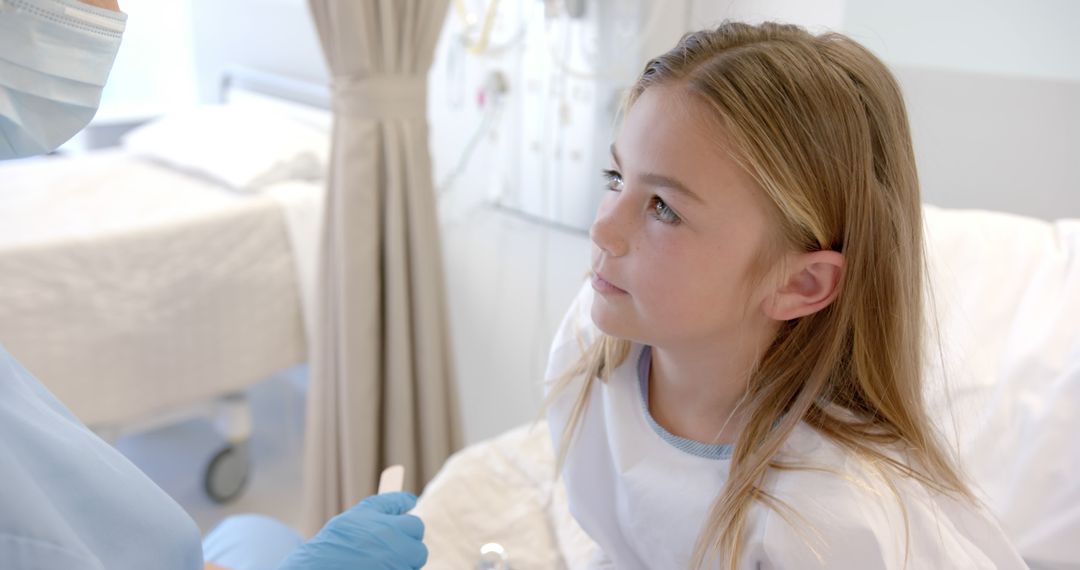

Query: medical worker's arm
[276,492,428,570]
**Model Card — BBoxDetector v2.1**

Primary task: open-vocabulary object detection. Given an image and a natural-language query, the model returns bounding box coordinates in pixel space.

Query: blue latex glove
[277,492,428,569]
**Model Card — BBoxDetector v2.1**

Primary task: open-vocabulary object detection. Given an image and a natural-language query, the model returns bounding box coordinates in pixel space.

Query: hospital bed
[0,69,329,503]
[414,205,1080,570]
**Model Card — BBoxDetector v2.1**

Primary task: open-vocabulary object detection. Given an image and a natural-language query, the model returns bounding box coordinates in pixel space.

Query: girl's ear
[762,250,844,321]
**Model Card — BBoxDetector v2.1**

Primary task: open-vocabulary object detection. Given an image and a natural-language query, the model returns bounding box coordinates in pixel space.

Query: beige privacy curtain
[302,0,461,535]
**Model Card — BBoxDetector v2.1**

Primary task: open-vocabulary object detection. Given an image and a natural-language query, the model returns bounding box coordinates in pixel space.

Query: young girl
[544,21,1028,569]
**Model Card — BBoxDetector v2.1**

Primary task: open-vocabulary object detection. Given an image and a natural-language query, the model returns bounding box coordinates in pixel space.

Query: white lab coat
[545,282,1030,569]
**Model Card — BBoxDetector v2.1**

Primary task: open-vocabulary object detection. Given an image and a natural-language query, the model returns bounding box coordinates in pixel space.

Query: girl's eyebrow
[610,143,706,205]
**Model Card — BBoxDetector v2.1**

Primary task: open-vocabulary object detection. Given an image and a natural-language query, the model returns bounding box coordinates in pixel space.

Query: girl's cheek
[645,232,687,265]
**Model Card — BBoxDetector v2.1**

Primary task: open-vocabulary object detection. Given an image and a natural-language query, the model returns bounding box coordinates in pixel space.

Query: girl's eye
[650,196,681,225]
[600,168,682,226]
[601,168,623,192]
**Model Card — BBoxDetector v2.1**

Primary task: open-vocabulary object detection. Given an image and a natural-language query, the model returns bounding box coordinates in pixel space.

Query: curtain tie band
[332,76,427,120]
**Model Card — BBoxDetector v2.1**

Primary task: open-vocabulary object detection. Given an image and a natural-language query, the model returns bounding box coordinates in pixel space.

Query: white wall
[98,0,199,120]
[895,67,1080,219]
[843,0,1080,219]
[189,0,327,103]
[95,0,327,115]
[440,209,590,444]
[691,0,844,30]
[843,0,1080,84]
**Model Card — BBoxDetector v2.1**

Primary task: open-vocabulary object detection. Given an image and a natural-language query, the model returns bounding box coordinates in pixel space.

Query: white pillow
[121,104,329,192]
[923,204,1080,568]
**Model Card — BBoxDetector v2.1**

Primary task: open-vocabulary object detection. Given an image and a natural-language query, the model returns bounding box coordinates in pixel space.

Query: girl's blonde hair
[545,21,971,568]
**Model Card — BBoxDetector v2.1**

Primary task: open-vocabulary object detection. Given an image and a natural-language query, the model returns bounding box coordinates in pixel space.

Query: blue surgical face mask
[0,0,125,159]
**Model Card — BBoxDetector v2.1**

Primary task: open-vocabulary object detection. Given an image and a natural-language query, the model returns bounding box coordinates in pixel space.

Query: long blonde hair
[545,21,972,568]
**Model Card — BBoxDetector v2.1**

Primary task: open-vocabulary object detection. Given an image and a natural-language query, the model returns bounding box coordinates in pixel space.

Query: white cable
[452,0,528,57]
[436,93,506,197]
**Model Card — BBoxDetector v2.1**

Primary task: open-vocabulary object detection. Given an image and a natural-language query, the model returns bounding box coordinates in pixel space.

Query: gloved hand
[276,492,428,570]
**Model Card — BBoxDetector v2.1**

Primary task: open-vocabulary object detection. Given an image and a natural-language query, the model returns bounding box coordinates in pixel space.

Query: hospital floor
[114,365,309,537]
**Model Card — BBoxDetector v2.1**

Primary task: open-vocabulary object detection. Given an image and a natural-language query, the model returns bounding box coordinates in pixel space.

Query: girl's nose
[590,195,630,257]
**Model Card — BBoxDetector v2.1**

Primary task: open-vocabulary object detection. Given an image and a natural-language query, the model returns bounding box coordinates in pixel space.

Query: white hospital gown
[545,283,1030,569]
[0,343,203,569]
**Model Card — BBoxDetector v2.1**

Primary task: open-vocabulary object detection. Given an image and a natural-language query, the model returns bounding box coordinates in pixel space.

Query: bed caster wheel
[204,441,250,504]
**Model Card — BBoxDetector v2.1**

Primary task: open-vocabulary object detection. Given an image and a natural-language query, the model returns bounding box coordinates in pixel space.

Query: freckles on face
[589,85,772,345]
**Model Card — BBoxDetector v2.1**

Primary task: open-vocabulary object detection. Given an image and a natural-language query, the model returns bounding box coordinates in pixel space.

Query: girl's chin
[591,303,632,338]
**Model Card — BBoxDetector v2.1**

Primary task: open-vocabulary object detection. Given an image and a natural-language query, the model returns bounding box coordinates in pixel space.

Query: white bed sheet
[0,150,322,428]
[414,421,598,570]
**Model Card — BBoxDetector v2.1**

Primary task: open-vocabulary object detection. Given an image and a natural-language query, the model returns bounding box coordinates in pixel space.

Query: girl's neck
[648,325,776,445]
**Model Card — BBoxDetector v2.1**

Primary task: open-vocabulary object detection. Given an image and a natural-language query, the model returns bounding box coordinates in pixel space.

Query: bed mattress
[0,150,314,428]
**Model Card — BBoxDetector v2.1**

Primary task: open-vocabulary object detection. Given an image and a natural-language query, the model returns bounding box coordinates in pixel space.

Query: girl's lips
[592,272,628,295]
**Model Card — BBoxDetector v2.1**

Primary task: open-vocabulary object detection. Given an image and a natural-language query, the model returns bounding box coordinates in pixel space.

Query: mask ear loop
[377,464,405,494]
